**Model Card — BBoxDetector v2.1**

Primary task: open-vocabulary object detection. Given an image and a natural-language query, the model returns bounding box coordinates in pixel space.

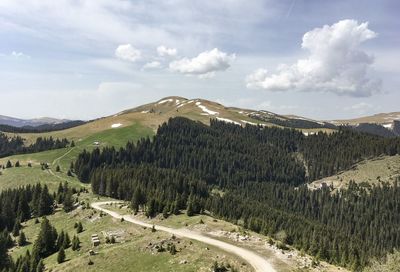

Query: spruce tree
[76,222,83,234]
[63,232,71,249]
[57,246,65,264]
[32,217,57,259]
[12,219,21,237]
[63,190,73,212]
[18,231,27,246]
[6,160,12,168]
[71,236,80,251]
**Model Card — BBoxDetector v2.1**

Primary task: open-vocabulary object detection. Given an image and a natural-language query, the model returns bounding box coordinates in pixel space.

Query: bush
[276,242,289,251]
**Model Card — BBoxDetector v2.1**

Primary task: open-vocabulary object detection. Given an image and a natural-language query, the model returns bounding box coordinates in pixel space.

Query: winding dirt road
[91,201,276,272]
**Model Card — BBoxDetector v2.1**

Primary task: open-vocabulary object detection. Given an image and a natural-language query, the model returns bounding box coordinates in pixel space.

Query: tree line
[0,120,85,134]
[0,132,70,158]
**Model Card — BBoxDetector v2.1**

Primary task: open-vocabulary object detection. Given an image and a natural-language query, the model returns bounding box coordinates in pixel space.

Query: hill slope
[2,96,337,145]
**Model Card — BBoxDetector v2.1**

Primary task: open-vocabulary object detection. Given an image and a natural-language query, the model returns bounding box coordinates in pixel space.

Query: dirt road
[91,201,276,272]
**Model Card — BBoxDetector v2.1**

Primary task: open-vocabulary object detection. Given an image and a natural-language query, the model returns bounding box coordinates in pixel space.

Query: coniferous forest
[0,182,79,271]
[73,117,400,270]
[0,132,70,158]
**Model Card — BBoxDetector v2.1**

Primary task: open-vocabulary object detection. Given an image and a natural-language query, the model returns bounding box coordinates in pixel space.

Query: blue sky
[0,0,399,120]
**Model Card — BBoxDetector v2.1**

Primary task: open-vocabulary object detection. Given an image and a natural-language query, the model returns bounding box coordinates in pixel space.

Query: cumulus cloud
[157,45,177,57]
[169,48,235,78]
[142,61,162,69]
[246,19,382,97]
[115,44,141,62]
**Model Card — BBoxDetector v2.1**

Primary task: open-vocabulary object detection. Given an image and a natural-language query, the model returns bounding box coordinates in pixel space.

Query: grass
[0,122,153,191]
[0,166,81,191]
[106,202,347,272]
[311,155,400,189]
[10,193,252,272]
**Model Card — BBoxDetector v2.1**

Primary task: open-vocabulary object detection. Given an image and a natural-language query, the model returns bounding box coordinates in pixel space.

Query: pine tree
[71,235,80,251]
[18,231,27,246]
[56,230,65,250]
[57,246,65,264]
[186,200,194,217]
[56,165,61,172]
[32,217,58,259]
[15,161,20,167]
[17,193,31,221]
[63,232,71,249]
[6,160,12,168]
[63,190,74,212]
[0,236,11,270]
[76,222,83,234]
[38,185,53,216]
[162,206,169,219]
[12,219,21,237]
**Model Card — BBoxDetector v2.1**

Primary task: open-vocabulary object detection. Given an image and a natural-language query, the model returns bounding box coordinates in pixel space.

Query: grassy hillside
[310,155,400,189]
[332,112,400,125]
[10,193,251,272]
[4,97,335,147]
[0,122,153,191]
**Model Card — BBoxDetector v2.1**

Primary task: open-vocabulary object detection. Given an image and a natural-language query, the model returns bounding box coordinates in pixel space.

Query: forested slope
[74,117,400,270]
[0,132,70,158]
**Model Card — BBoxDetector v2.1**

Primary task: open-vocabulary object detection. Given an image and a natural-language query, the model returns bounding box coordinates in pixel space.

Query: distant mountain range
[1,97,399,137]
[0,115,71,127]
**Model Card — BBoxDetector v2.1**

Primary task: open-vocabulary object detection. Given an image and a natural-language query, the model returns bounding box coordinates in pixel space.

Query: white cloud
[115,44,141,62]
[11,51,30,59]
[142,61,162,69]
[169,48,235,78]
[246,19,382,97]
[157,45,177,57]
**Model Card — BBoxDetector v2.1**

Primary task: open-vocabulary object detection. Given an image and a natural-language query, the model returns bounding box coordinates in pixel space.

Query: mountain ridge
[1,96,399,139]
[0,115,73,127]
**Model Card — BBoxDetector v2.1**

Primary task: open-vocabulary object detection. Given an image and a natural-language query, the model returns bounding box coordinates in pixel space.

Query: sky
[0,0,399,120]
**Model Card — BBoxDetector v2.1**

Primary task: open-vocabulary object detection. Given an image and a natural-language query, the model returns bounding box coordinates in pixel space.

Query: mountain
[332,112,400,137]
[118,96,337,132]
[0,115,72,127]
[2,96,399,141]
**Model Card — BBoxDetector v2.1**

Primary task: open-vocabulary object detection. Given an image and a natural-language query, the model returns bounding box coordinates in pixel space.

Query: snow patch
[241,120,258,126]
[383,123,393,129]
[303,131,316,136]
[111,123,122,128]
[216,117,241,125]
[196,103,219,115]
